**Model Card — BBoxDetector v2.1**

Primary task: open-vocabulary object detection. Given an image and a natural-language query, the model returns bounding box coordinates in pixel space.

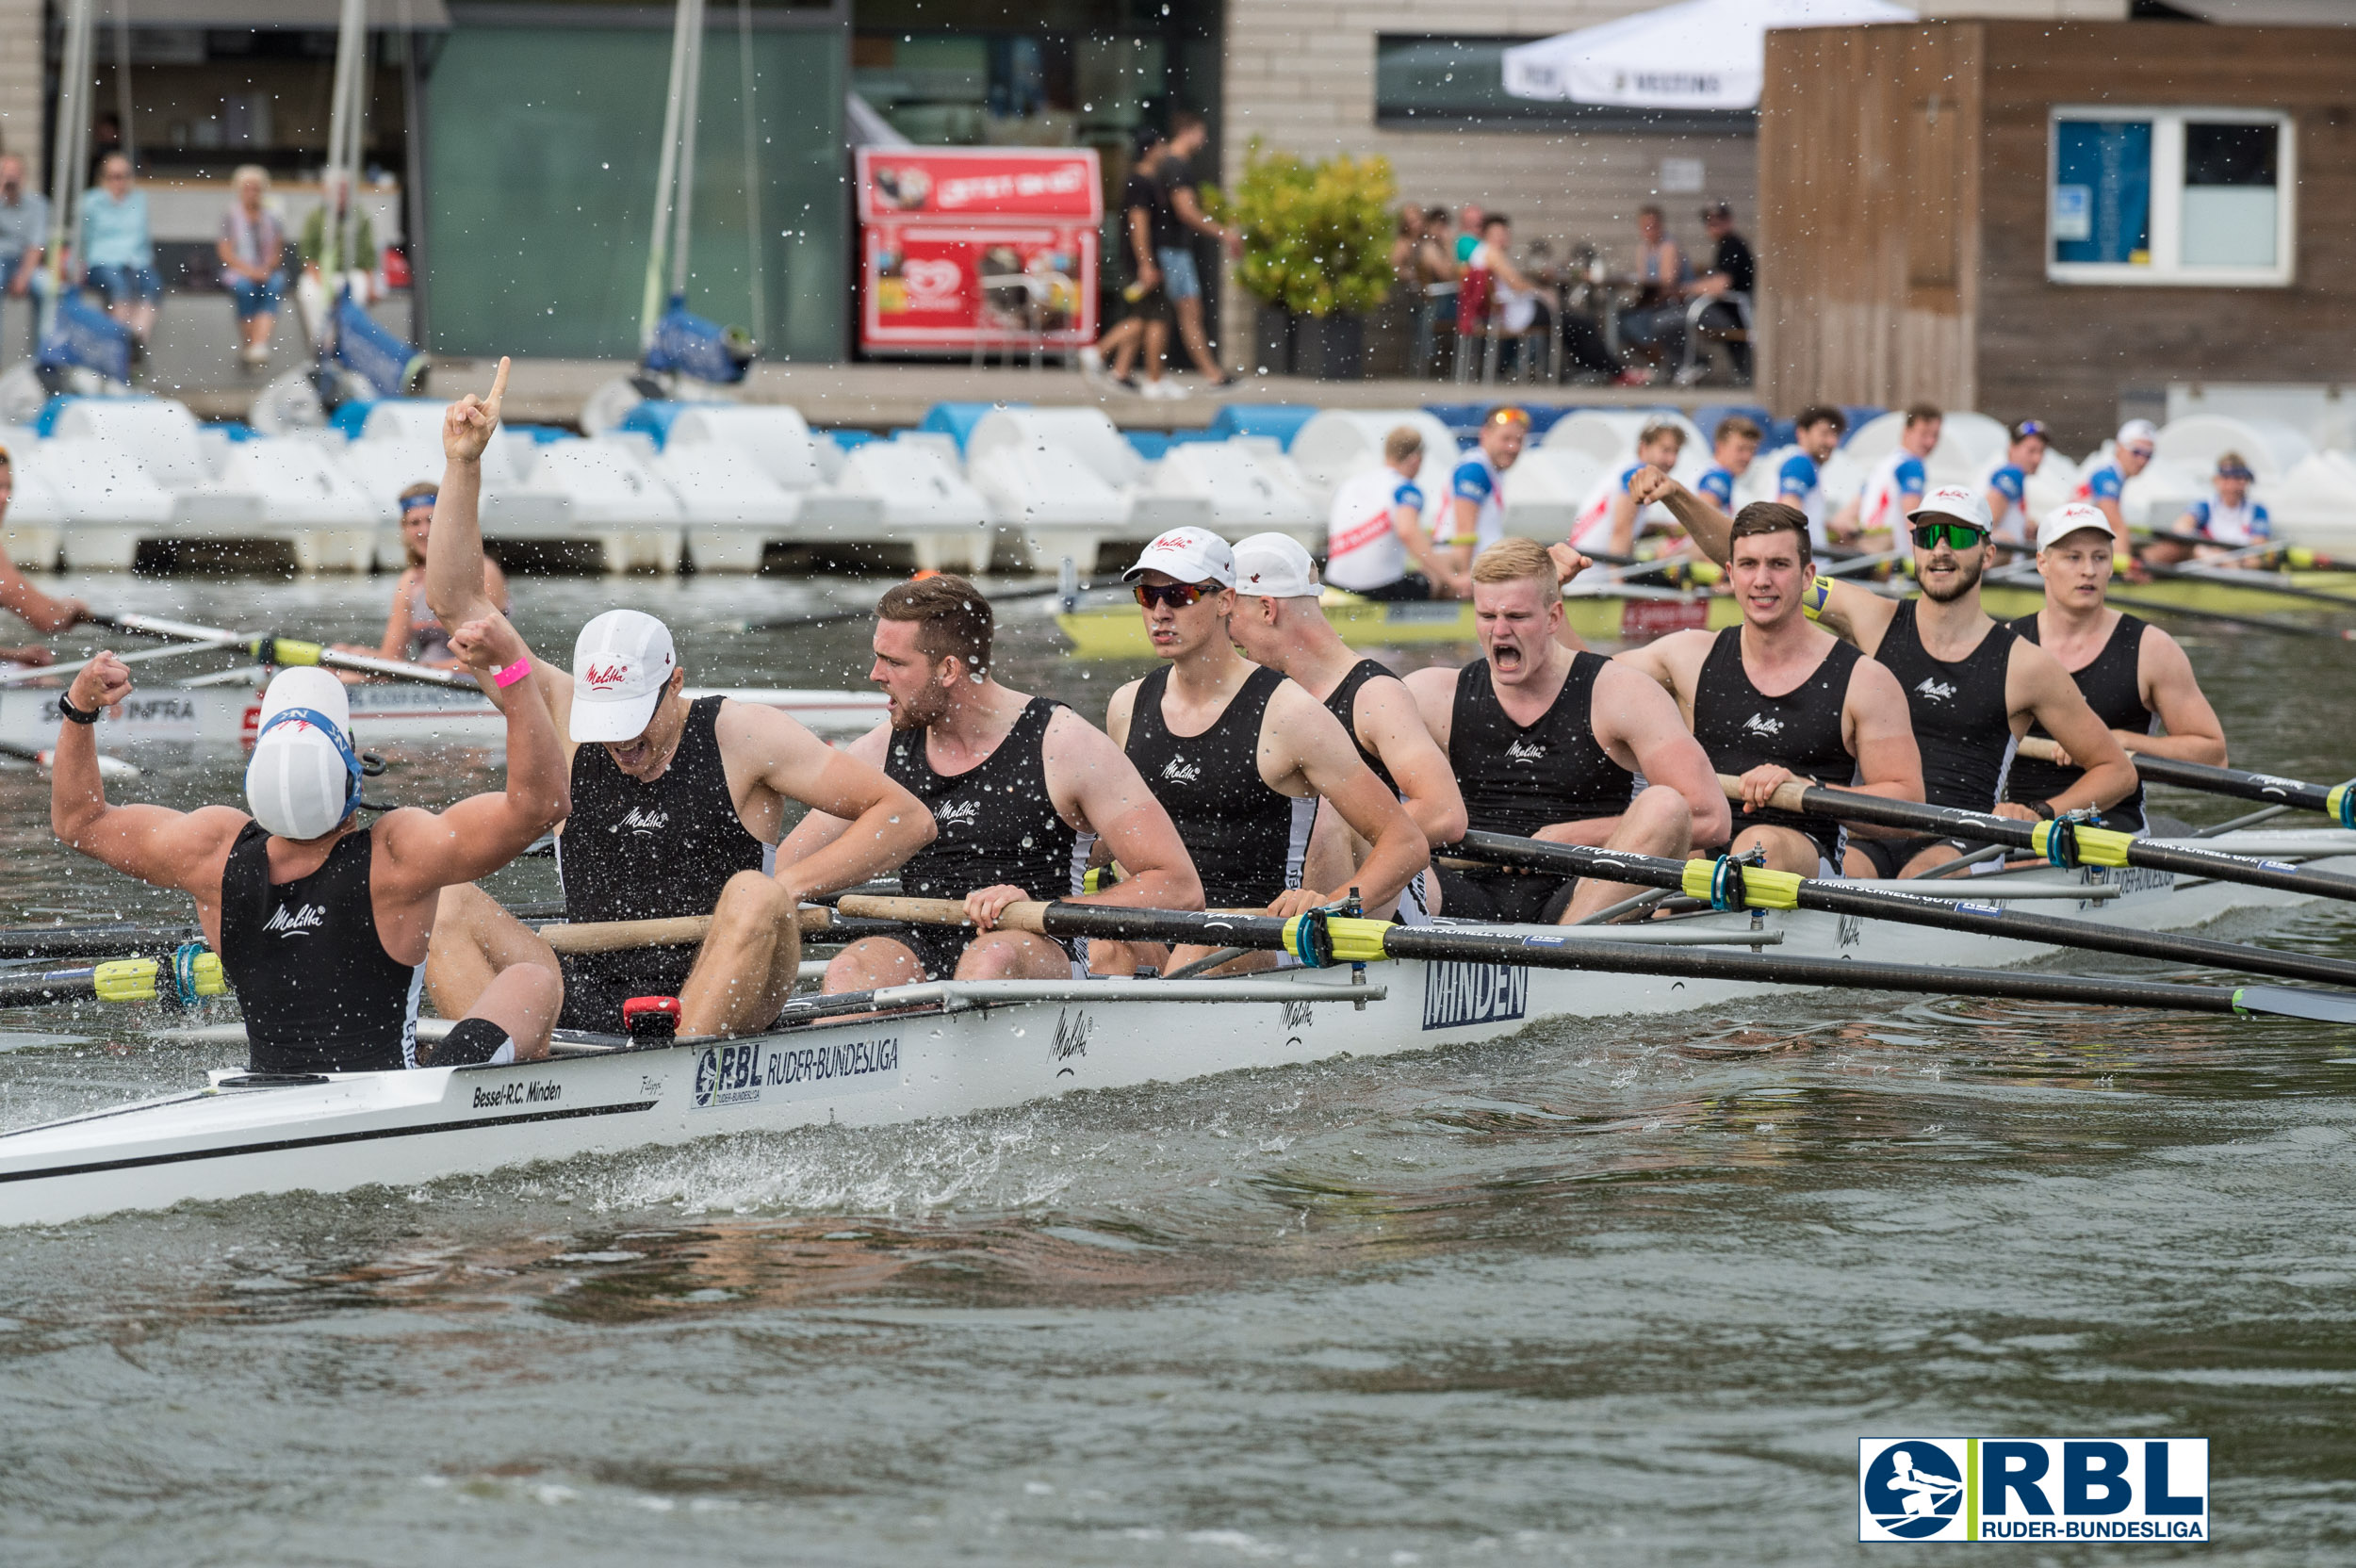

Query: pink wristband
[493,658,532,690]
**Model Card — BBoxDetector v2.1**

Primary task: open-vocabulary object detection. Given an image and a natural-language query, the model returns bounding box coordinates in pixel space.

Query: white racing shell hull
[0,682,887,752]
[4,831,2352,1226]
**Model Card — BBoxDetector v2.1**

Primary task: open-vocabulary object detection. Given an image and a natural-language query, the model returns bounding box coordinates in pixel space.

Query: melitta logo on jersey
[1505,740,1546,763]
[1160,757,1202,785]
[935,798,982,826]
[262,903,327,936]
[610,806,669,835]
[1857,1437,2208,1543]
[1742,712,1785,738]
[1914,677,1957,703]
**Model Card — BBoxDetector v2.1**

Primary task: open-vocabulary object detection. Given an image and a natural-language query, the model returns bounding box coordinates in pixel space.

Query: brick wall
[0,0,41,177]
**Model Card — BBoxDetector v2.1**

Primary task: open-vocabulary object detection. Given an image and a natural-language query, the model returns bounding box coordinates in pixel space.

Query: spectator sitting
[1472,215,1544,372]
[1454,204,1484,267]
[218,165,287,369]
[1614,204,1689,381]
[1681,201,1754,384]
[297,172,378,345]
[82,153,159,349]
[0,155,49,357]
[1554,242,1624,384]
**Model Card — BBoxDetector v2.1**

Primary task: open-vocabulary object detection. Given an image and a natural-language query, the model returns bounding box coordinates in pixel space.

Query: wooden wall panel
[1975,23,2356,450]
[1758,24,1982,416]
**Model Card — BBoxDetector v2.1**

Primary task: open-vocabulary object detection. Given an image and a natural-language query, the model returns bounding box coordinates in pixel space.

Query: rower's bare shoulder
[1103,676,1143,736]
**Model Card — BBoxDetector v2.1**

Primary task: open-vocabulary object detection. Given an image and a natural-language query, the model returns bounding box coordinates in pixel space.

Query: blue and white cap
[245,667,361,841]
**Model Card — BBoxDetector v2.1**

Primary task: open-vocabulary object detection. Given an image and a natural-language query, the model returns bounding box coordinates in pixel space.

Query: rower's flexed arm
[1039,707,1203,916]
[2125,626,2228,767]
[375,617,572,890]
[1587,660,1733,848]
[736,705,934,903]
[1354,677,1467,848]
[50,652,244,903]
[1998,642,2136,820]
[1261,682,1425,916]
[1838,658,1927,805]
[1630,466,1899,651]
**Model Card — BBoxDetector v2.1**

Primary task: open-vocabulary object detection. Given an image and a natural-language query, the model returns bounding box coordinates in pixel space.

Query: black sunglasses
[1911,520,1988,551]
[1134,581,1216,611]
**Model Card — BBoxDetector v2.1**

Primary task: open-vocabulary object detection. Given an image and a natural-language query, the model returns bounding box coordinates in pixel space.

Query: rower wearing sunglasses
[2003,502,2228,835]
[1100,529,1427,976]
[1634,472,2135,878]
[2072,417,2159,551]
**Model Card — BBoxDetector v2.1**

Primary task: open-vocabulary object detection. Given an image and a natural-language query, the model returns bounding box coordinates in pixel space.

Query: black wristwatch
[57,692,101,726]
[2032,799,2057,821]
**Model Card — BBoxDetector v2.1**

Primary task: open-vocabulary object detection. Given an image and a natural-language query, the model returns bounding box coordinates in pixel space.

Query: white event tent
[1502,0,1916,112]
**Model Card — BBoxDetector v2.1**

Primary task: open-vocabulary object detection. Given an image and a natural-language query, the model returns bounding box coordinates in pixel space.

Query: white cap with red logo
[1232,532,1320,598]
[2039,501,2118,547]
[1906,484,1994,532]
[1122,529,1235,588]
[570,609,678,743]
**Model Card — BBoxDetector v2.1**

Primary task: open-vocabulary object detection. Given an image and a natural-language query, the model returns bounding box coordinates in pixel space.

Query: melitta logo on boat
[1913,677,1957,704]
[262,903,327,936]
[1741,712,1785,738]
[610,806,669,835]
[1160,757,1201,785]
[692,1035,901,1108]
[1422,960,1529,1031]
[1505,740,1546,763]
[1857,1437,2208,1543]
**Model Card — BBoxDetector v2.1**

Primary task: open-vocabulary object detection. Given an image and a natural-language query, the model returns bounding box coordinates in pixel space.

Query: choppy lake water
[2,574,2352,1565]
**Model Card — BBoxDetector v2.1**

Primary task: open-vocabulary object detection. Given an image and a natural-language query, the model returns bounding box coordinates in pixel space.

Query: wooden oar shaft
[2019,737,2352,823]
[1715,774,2356,904]
[531,906,833,955]
[1448,829,2356,989]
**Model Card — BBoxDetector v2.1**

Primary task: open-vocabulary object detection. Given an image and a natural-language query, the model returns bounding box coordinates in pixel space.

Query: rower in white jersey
[1694,414,1762,514]
[2073,417,2157,550]
[2148,451,2271,567]
[1403,539,1730,924]
[1572,502,1925,877]
[1101,529,1426,976]
[1773,404,1848,553]
[1834,403,1939,547]
[1982,418,2049,547]
[2004,503,2228,834]
[786,574,1203,990]
[1225,531,1466,921]
[1324,424,1458,600]
[1435,406,1529,584]
[1568,417,1686,571]
[1635,471,2137,877]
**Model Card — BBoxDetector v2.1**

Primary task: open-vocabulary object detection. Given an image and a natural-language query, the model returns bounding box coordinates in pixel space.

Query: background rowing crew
[36,367,2229,1077]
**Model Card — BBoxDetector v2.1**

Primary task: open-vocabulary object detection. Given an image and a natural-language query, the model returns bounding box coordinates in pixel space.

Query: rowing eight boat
[4,825,2349,1226]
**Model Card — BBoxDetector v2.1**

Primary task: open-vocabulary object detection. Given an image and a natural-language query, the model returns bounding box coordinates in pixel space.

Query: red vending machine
[856,146,1102,357]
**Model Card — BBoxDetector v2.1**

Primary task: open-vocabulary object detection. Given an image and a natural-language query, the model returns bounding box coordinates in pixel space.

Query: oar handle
[1716,772,1814,814]
[837,893,1051,933]
[531,906,832,954]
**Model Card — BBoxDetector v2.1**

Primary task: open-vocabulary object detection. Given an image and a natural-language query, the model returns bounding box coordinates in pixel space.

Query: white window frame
[2046,106,2296,287]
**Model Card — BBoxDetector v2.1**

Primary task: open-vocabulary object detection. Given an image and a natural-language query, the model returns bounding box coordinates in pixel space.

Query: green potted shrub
[1210,140,1396,379]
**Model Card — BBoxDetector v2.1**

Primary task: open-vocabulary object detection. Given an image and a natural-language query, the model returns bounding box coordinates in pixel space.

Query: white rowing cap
[1123,529,1235,588]
[571,609,677,743]
[1906,484,1993,532]
[245,666,361,841]
[1233,532,1321,599]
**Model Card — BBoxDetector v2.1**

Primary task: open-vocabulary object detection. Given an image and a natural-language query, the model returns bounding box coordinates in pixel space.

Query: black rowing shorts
[1432,865,1579,925]
[1847,834,1973,880]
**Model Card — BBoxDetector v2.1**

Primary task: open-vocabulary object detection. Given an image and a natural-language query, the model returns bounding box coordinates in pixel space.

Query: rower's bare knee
[955,931,1068,982]
[1612,785,1693,856]
[713,869,793,933]
[1733,825,1820,877]
[825,937,923,994]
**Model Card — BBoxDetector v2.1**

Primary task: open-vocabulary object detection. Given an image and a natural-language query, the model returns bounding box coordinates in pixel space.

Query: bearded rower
[1103,528,1425,975]
[1582,503,1923,877]
[785,573,1202,989]
[2004,501,2228,834]
[417,362,935,1038]
[51,628,568,1070]
[1638,474,2135,877]
[1402,538,1730,923]
[1225,531,1466,921]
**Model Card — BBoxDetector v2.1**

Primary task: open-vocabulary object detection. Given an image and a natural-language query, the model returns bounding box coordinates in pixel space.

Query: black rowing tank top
[1692,626,1861,845]
[2007,612,2151,833]
[1448,652,1633,838]
[1323,658,1399,793]
[887,696,1084,901]
[1873,600,2018,811]
[217,822,422,1073]
[559,694,772,997]
[1125,663,1313,907]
